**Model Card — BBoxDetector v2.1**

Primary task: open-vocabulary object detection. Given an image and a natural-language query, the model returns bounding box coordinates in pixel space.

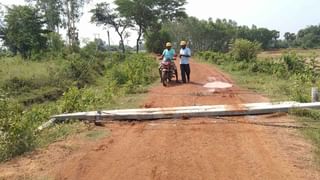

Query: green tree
[90,2,132,53]
[145,28,171,53]
[47,32,65,54]
[115,0,186,53]
[237,26,279,49]
[0,20,4,39]
[154,0,187,21]
[26,0,89,50]
[163,17,237,52]
[26,0,63,32]
[283,32,296,48]
[296,25,320,49]
[2,5,48,58]
[284,32,296,42]
[62,0,88,49]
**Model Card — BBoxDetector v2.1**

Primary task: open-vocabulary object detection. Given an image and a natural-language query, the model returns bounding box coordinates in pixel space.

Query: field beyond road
[1,59,319,180]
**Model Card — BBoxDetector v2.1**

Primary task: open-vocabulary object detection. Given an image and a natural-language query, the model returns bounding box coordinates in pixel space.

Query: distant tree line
[146,16,320,53]
[282,25,320,49]
[0,0,187,58]
[0,0,320,58]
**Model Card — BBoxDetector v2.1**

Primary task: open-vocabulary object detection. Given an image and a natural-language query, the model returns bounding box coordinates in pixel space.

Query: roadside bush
[197,49,319,103]
[107,54,158,93]
[289,74,313,102]
[246,59,287,76]
[198,51,228,65]
[230,39,261,62]
[2,77,35,94]
[196,51,230,65]
[0,50,14,58]
[111,52,127,62]
[281,52,307,74]
[59,87,102,113]
[103,80,120,104]
[0,85,99,161]
[63,53,105,88]
[0,90,36,161]
[0,87,78,161]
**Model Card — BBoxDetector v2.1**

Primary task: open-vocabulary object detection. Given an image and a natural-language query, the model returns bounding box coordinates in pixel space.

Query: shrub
[289,74,313,102]
[230,39,261,62]
[196,51,229,65]
[63,53,104,88]
[0,90,37,161]
[281,52,308,74]
[2,77,35,94]
[59,87,102,113]
[103,80,120,104]
[246,59,287,76]
[106,54,158,93]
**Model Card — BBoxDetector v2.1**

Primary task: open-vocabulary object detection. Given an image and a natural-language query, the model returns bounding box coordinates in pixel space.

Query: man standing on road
[179,41,191,83]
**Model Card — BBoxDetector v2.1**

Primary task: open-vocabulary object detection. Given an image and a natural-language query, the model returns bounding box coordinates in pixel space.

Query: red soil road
[56,60,319,180]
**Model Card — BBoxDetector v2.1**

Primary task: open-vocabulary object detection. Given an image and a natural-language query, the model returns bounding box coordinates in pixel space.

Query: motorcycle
[160,61,176,87]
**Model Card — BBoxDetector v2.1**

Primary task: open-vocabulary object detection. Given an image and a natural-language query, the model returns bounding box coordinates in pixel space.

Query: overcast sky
[1,0,320,46]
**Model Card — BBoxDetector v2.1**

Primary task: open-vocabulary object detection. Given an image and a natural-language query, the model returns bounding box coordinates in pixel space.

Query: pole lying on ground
[38,101,320,130]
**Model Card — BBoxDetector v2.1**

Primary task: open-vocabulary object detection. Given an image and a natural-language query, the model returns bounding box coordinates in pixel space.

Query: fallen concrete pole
[37,101,320,130]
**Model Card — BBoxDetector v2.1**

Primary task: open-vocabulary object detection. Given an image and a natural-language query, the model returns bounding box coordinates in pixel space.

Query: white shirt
[180,48,191,64]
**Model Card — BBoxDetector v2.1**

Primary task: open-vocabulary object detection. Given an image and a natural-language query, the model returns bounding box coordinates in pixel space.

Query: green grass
[216,62,292,101]
[302,126,320,163]
[0,57,66,105]
[258,49,320,59]
[84,129,110,141]
[0,57,59,81]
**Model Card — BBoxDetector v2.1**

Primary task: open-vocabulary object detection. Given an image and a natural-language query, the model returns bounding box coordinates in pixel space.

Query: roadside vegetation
[196,39,320,163]
[0,52,158,161]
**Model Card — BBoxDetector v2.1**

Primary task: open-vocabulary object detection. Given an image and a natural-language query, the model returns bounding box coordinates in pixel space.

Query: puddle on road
[203,81,233,92]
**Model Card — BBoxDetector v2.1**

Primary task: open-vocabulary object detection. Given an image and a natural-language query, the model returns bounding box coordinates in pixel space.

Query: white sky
[1,0,320,46]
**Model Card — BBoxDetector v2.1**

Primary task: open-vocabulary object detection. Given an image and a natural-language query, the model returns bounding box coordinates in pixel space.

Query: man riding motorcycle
[159,42,178,83]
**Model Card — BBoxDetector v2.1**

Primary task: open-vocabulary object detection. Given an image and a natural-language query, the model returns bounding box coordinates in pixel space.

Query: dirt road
[1,60,319,179]
[55,60,319,180]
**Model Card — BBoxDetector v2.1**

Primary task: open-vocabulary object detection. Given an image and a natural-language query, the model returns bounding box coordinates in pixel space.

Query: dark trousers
[180,64,190,83]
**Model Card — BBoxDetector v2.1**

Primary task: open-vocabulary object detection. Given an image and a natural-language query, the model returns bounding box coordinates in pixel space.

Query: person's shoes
[176,80,180,83]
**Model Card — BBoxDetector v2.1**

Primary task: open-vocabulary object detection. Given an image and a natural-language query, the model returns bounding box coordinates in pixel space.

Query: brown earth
[1,60,319,180]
